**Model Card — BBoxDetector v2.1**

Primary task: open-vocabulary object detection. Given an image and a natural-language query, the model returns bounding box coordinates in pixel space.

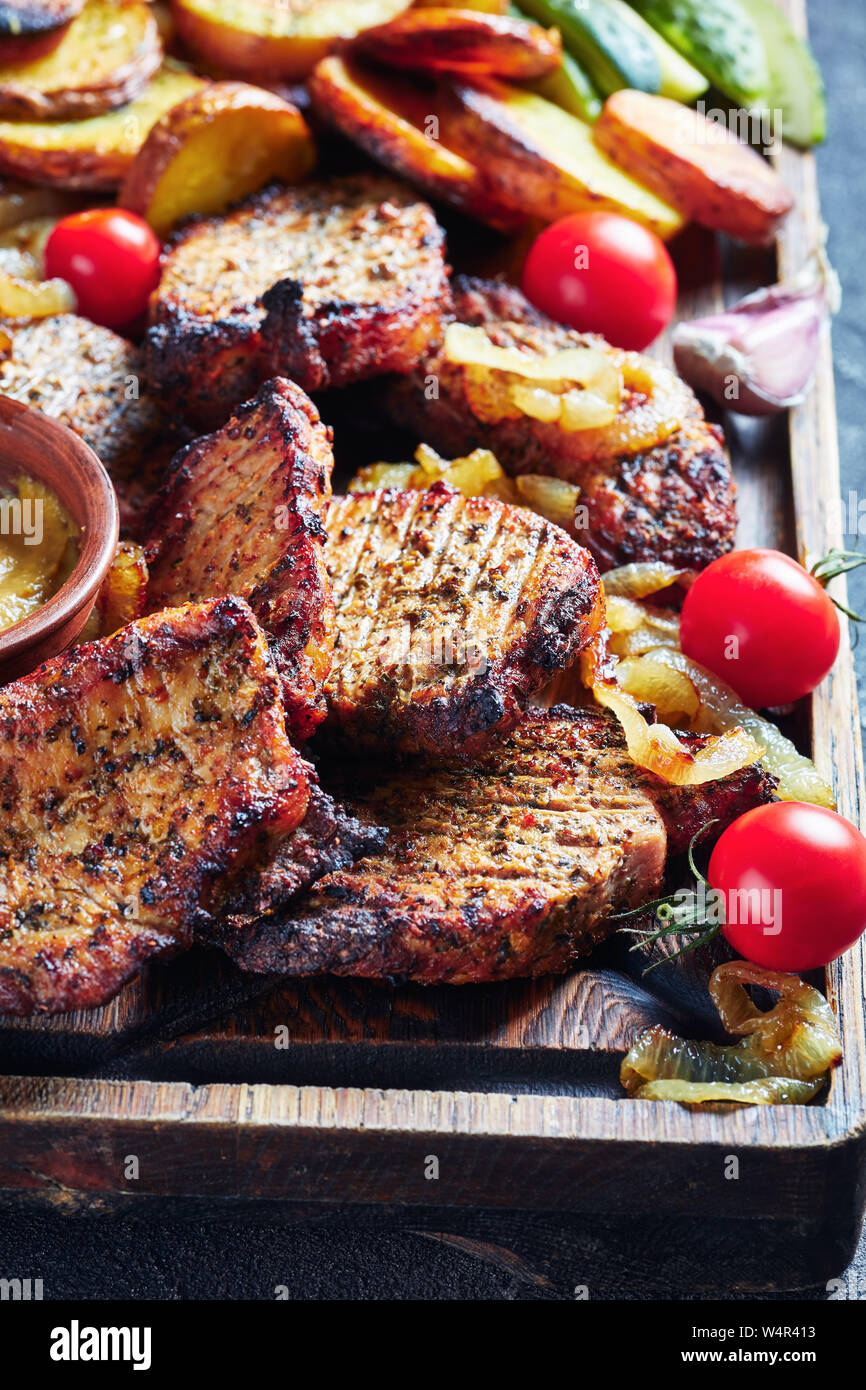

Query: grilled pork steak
[146,174,452,427]
[203,781,388,943]
[0,598,309,1015]
[386,277,737,573]
[145,377,334,742]
[324,483,603,756]
[0,313,167,532]
[215,706,776,985]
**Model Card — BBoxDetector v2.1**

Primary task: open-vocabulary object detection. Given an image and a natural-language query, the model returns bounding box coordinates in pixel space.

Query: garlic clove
[672,248,839,416]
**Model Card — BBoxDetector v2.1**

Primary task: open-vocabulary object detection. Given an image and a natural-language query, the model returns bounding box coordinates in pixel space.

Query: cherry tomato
[520,211,677,351]
[680,548,840,709]
[44,209,162,329]
[709,802,866,972]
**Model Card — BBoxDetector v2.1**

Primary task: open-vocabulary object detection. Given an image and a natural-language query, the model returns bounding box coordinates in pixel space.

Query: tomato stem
[810,548,866,621]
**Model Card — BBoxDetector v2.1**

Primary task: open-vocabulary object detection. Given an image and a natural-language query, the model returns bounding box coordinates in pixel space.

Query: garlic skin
[673,248,840,416]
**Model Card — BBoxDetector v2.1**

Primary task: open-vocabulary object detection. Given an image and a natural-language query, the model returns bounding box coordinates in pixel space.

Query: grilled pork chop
[206,780,388,938]
[212,706,776,984]
[386,277,737,573]
[145,378,334,742]
[0,597,309,1015]
[0,313,167,531]
[324,483,603,756]
[145,174,452,427]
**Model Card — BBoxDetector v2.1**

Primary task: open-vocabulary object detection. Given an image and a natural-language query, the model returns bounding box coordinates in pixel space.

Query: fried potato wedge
[440,77,684,238]
[0,0,161,120]
[309,55,521,229]
[594,89,794,246]
[0,25,71,64]
[413,0,506,9]
[79,539,149,641]
[172,0,412,81]
[353,7,561,79]
[0,60,203,188]
[119,81,315,236]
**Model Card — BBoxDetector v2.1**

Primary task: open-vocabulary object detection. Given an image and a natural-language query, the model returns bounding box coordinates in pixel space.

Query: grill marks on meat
[0,314,167,532]
[219,707,670,984]
[579,416,734,572]
[145,378,335,742]
[0,597,309,1015]
[145,174,452,428]
[324,483,603,756]
[216,706,776,985]
[386,276,737,573]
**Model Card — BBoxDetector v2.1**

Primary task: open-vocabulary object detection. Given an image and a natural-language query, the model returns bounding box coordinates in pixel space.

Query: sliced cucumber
[518,0,661,96]
[510,1,602,117]
[605,0,708,101]
[746,0,826,146]
[525,48,603,122]
[628,0,769,107]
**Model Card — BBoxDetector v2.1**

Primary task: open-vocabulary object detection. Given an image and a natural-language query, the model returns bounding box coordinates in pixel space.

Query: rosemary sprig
[612,820,722,971]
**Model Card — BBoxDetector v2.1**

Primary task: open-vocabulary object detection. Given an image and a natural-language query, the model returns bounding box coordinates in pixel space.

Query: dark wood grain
[0,0,863,1293]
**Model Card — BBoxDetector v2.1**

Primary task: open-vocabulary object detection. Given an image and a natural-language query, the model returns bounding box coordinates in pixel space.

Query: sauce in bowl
[0,474,79,633]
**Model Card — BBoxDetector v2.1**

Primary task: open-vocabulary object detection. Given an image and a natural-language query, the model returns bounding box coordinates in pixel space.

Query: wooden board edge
[1,0,864,1194]
[776,0,866,1134]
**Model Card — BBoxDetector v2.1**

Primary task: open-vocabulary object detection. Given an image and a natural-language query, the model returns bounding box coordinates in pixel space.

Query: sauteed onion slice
[621,961,842,1106]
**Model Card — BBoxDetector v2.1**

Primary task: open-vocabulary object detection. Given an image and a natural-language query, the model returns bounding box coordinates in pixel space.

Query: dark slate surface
[0,0,864,1303]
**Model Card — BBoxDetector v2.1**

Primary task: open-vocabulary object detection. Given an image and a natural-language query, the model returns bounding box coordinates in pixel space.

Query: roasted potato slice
[172,0,413,81]
[0,0,161,120]
[309,54,521,230]
[0,0,83,63]
[594,89,794,246]
[119,81,315,236]
[440,77,684,239]
[413,0,507,10]
[79,539,149,641]
[353,7,561,79]
[0,27,69,64]
[0,60,203,188]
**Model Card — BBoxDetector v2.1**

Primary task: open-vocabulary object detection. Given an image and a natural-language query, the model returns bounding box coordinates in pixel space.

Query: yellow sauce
[0,475,78,632]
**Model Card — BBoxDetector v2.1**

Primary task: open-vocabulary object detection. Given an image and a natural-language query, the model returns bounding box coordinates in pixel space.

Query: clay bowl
[0,397,118,685]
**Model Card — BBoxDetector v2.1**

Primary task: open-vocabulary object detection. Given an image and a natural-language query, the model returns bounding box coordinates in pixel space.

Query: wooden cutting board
[1,0,862,1293]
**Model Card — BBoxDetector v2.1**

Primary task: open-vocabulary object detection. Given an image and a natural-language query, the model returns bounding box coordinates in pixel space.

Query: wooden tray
[1,0,863,1293]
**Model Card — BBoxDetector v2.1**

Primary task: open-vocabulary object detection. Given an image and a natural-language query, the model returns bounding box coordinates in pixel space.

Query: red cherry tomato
[680,548,840,709]
[44,209,162,329]
[709,802,866,972]
[520,211,677,351]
